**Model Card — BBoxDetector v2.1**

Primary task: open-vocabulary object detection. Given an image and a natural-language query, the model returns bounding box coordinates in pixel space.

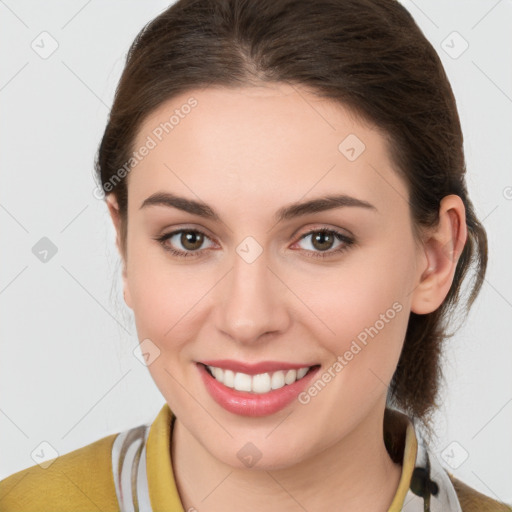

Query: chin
[203,434,311,472]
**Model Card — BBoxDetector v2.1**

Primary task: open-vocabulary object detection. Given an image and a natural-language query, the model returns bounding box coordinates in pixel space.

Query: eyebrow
[140,191,377,223]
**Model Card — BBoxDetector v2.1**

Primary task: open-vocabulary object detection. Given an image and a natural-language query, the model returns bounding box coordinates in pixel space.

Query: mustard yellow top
[0,403,508,511]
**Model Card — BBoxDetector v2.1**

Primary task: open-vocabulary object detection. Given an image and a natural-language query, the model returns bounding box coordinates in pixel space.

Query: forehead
[128,83,408,217]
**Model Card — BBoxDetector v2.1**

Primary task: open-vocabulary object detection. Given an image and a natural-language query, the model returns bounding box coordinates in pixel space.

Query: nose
[214,247,291,346]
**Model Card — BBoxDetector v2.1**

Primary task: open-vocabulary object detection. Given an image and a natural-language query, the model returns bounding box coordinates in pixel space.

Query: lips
[197,360,321,416]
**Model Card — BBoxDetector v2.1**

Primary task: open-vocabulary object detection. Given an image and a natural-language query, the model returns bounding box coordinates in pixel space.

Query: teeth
[224,369,235,388]
[212,367,223,382]
[271,371,285,390]
[252,373,272,393]
[234,372,252,392]
[284,369,297,385]
[206,365,311,394]
[297,367,309,379]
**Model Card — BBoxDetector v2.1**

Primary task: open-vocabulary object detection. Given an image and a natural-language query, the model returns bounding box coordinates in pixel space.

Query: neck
[171,402,402,512]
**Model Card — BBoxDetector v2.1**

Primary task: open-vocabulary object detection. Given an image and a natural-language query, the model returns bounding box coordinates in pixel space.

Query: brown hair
[95,0,487,432]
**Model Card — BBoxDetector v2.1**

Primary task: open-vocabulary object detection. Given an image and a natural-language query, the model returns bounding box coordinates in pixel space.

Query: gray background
[1,0,511,503]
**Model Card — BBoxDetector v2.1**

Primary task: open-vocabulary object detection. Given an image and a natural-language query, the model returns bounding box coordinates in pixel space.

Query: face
[111,83,430,469]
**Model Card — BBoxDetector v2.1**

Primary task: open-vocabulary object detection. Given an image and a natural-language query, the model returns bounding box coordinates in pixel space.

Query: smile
[197,361,321,416]
[205,365,312,394]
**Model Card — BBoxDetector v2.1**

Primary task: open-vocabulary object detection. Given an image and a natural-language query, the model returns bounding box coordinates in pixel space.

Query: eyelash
[154,227,355,260]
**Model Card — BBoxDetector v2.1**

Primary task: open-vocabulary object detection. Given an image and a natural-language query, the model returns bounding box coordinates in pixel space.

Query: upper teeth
[207,365,311,394]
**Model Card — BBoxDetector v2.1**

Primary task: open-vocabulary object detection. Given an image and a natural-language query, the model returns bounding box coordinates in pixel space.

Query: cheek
[125,248,205,411]
[306,243,415,372]
[125,240,204,348]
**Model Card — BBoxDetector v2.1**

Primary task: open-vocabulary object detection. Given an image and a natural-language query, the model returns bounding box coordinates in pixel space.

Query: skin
[107,82,466,511]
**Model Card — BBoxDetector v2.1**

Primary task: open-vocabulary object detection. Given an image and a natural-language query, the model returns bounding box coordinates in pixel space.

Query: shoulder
[0,432,120,512]
[448,473,512,512]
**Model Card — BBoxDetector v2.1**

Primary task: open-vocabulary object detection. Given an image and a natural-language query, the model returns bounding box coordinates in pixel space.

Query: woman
[1,0,510,510]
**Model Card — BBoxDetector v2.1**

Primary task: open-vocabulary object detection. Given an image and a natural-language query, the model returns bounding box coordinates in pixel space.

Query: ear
[105,195,132,309]
[410,194,467,315]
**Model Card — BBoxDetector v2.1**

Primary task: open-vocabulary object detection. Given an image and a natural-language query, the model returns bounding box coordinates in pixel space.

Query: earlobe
[105,195,132,310]
[106,195,126,260]
[105,194,120,233]
[410,194,467,315]
[106,195,124,259]
[106,195,121,236]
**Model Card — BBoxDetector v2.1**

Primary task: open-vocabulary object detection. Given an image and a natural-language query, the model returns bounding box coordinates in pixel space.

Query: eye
[155,229,215,257]
[293,228,354,259]
[154,227,355,260]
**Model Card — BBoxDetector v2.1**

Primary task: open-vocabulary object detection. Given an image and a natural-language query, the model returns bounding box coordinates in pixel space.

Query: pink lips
[197,361,320,417]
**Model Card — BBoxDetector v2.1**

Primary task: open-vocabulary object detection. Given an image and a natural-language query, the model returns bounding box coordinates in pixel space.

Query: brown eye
[155,228,214,257]
[294,228,355,259]
[180,230,205,251]
[310,231,336,251]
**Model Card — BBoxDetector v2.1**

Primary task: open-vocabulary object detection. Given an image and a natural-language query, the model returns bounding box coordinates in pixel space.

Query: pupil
[313,232,333,251]
[182,231,203,250]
